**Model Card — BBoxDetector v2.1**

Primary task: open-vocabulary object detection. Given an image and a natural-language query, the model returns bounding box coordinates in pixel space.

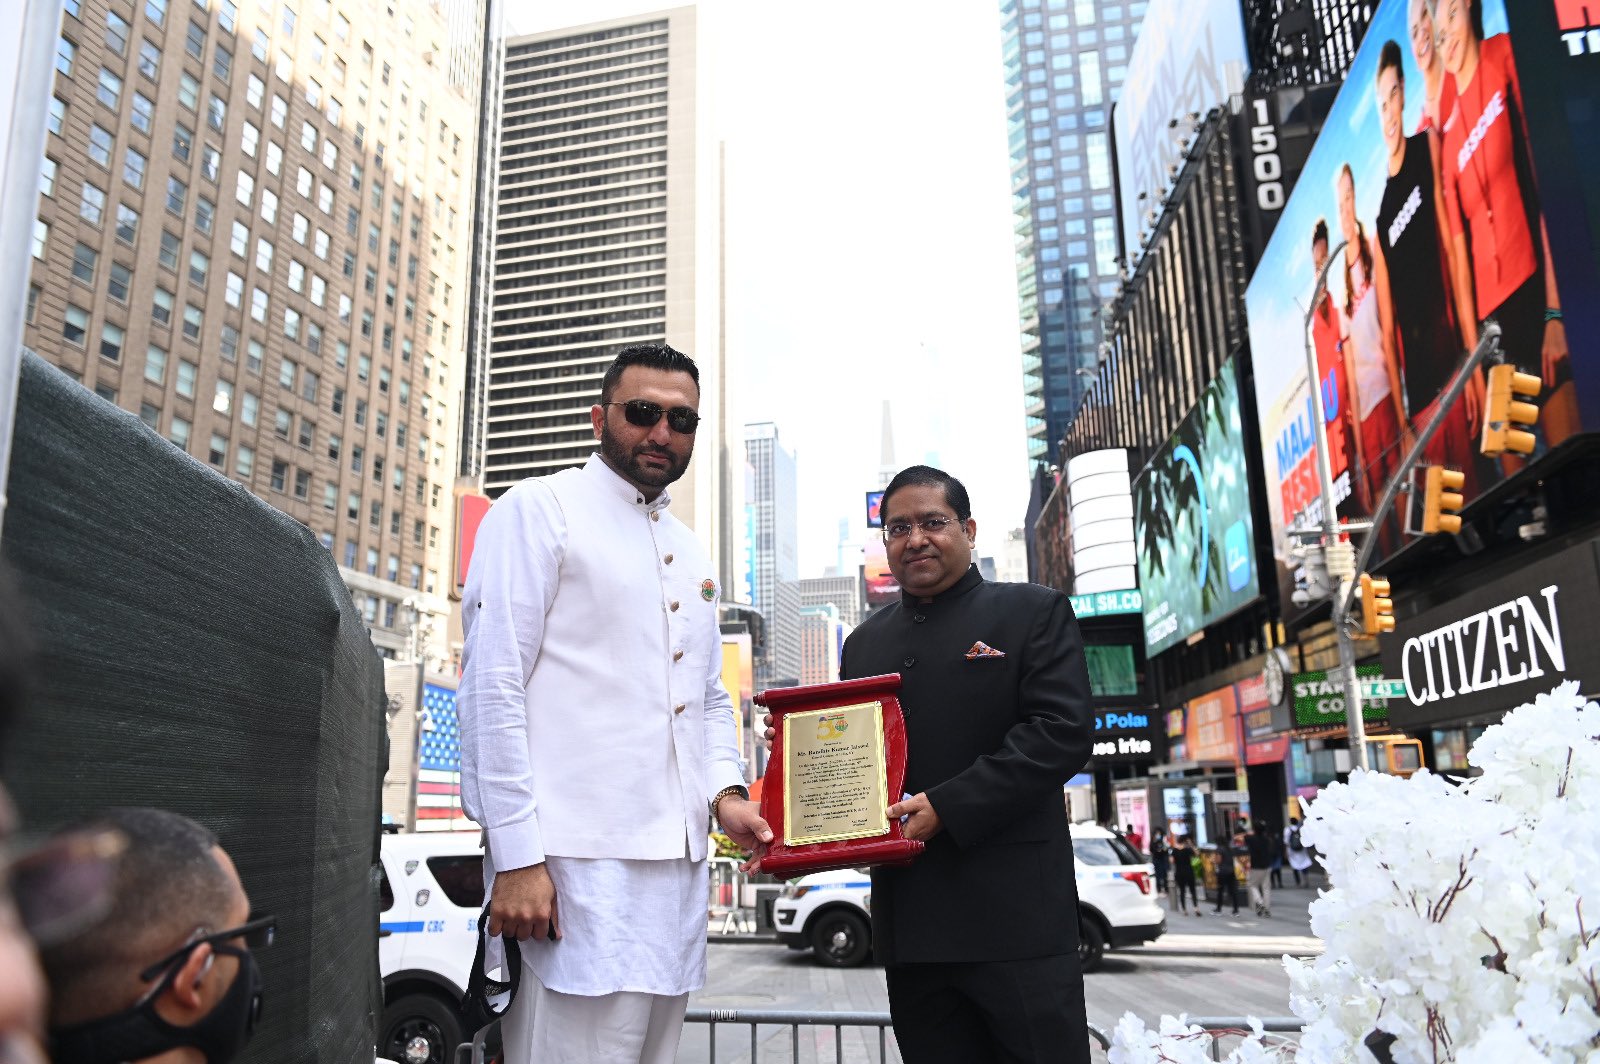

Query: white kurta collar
[582,452,673,514]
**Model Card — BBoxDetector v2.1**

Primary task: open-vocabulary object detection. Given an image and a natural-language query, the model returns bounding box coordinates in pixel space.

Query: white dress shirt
[459,454,745,996]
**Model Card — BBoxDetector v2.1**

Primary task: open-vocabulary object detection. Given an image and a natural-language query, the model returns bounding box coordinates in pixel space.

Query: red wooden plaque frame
[755,673,923,878]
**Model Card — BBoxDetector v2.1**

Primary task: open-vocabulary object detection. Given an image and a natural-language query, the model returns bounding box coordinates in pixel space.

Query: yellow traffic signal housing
[1359,573,1395,636]
[1481,364,1540,457]
[1421,466,1466,534]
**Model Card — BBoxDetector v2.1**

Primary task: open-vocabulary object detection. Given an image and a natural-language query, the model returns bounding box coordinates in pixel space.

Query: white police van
[377,831,485,1064]
[772,822,1163,972]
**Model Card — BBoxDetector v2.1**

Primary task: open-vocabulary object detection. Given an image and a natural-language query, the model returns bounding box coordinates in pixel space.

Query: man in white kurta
[458,345,772,1064]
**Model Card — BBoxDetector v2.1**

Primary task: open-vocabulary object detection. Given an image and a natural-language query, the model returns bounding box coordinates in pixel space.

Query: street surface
[679,884,1320,1062]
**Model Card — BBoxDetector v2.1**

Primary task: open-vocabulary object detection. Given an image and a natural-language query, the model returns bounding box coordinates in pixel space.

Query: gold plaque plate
[782,701,890,846]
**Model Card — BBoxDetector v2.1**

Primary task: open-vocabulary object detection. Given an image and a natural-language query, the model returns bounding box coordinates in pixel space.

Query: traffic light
[1481,363,1540,457]
[1359,573,1394,636]
[1420,466,1465,534]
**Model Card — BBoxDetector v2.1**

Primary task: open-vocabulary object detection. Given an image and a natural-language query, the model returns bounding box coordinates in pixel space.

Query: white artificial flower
[1117,683,1600,1061]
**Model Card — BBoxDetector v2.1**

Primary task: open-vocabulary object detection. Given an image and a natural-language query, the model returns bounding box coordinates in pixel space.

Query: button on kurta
[670,600,680,612]
[664,553,674,564]
[674,649,684,662]
[651,511,660,522]
[913,613,926,623]
[903,656,916,667]
[674,703,686,715]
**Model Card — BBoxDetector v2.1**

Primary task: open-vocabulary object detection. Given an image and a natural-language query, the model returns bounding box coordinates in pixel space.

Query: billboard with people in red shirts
[1245,0,1600,622]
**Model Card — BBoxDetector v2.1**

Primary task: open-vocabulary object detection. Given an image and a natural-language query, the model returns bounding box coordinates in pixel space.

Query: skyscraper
[23,0,486,665]
[482,8,730,550]
[999,0,1148,470]
[745,420,798,688]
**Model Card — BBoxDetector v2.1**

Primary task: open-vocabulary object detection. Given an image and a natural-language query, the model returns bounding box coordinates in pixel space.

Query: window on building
[241,390,259,426]
[71,242,97,285]
[62,304,89,346]
[144,345,167,384]
[87,125,113,167]
[182,303,202,341]
[1079,51,1102,106]
[169,417,191,451]
[139,403,161,429]
[152,286,174,325]
[99,322,125,362]
[97,67,123,109]
[176,358,197,398]
[235,443,254,479]
[179,72,199,110]
[56,36,76,77]
[270,460,287,492]
[108,262,132,302]
[213,378,233,414]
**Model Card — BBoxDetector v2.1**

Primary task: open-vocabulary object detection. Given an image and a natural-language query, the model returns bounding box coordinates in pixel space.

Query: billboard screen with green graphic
[1133,357,1260,656]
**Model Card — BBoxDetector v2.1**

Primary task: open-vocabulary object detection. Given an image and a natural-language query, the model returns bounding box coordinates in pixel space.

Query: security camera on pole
[1296,242,1528,773]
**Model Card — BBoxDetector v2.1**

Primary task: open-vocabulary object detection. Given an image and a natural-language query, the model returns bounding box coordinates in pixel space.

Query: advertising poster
[1292,663,1389,728]
[1245,0,1600,623]
[1085,644,1139,697]
[862,537,899,605]
[1114,790,1150,849]
[1166,707,1187,762]
[1133,357,1259,656]
[1186,684,1241,764]
[865,490,884,530]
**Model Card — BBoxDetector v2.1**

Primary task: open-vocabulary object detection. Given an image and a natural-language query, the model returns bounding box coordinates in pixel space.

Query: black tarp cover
[2,352,385,1064]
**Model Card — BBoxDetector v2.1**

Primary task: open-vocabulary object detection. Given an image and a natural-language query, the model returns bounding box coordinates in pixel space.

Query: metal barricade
[708,857,755,934]
[686,1008,894,1064]
[464,1010,1299,1062]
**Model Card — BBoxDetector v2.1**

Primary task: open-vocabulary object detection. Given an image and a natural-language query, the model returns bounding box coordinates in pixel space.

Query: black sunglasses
[139,912,276,983]
[603,399,700,434]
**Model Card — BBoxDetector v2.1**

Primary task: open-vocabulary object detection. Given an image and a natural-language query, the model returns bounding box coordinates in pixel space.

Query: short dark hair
[599,343,700,404]
[881,465,972,523]
[1311,217,1329,249]
[39,808,235,1023]
[1378,39,1405,83]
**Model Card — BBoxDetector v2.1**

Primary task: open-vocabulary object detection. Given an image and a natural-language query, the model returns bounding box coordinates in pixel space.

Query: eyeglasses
[603,399,700,434]
[139,912,276,983]
[883,515,958,541]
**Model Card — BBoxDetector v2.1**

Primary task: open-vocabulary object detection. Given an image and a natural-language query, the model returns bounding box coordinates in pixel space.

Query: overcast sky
[505,1,1028,577]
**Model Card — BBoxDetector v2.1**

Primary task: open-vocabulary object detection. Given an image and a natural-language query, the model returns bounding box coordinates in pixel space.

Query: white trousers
[501,969,689,1064]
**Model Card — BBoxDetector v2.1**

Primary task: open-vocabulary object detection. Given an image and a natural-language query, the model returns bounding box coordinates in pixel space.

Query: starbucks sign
[1292,664,1388,728]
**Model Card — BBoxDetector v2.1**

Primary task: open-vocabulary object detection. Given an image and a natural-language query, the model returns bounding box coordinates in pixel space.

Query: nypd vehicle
[378,831,486,1064]
[772,822,1163,972]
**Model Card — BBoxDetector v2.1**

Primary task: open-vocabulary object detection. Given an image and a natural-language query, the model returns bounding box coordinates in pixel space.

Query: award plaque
[754,673,923,878]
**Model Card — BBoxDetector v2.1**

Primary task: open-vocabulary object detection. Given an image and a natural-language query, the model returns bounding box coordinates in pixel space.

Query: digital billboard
[1113,0,1250,259]
[865,490,884,530]
[862,537,899,606]
[1245,0,1600,623]
[1084,644,1139,698]
[1133,357,1259,656]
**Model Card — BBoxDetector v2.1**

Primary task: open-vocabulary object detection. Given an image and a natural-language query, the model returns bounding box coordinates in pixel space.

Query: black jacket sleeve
[924,592,1093,847]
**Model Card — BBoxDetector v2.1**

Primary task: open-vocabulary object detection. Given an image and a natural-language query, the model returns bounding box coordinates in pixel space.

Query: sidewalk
[1134,881,1323,958]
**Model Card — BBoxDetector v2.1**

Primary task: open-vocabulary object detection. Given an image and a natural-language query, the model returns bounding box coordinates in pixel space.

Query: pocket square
[965,641,1006,659]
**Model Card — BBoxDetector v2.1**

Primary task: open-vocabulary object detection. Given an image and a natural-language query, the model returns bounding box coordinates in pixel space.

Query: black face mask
[50,945,263,1064]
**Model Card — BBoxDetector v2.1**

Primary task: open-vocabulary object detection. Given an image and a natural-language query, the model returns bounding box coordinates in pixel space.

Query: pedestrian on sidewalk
[1212,836,1242,916]
[1269,830,1285,890]
[1122,824,1144,852]
[1170,835,1200,916]
[1285,818,1313,887]
[459,344,770,1064]
[1245,822,1274,917]
[1149,825,1170,896]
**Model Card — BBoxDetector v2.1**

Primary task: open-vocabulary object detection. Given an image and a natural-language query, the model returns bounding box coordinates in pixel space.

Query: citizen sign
[1382,541,1600,728]
[1400,586,1564,707]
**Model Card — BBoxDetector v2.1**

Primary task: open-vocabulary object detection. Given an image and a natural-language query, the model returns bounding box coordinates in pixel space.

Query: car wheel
[1078,915,1107,974]
[810,909,871,968]
[381,992,463,1064]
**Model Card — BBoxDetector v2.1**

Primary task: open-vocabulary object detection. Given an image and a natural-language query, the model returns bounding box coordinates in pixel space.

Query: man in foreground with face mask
[37,808,271,1064]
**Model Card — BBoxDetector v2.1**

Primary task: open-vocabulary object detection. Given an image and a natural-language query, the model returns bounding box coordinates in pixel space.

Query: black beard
[600,420,689,490]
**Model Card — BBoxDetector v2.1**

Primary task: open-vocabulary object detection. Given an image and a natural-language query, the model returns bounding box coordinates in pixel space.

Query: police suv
[378,831,485,1064]
[772,822,1163,972]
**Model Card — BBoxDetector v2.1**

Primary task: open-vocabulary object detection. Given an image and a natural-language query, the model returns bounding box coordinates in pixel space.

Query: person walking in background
[1123,824,1144,853]
[1149,826,1170,897]
[1213,835,1243,916]
[1285,818,1313,887]
[1245,822,1275,917]
[1171,835,1201,917]
[1269,828,1286,891]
